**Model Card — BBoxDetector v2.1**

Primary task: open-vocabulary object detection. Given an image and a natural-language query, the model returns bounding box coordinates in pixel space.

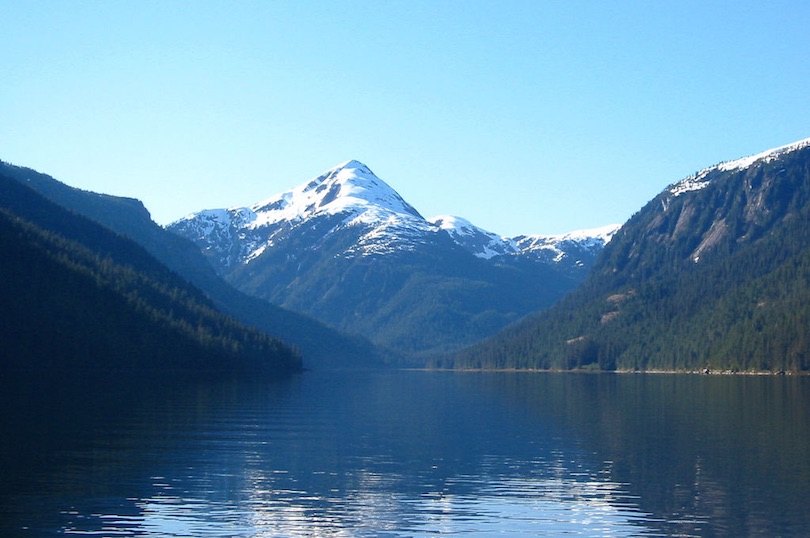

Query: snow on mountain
[429,215,515,259]
[669,137,810,197]
[431,215,619,262]
[512,224,620,265]
[250,160,423,226]
[249,160,435,257]
[170,160,616,266]
[171,160,436,264]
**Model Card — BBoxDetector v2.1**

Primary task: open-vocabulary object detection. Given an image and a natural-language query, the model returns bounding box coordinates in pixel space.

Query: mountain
[432,215,617,274]
[0,173,302,377]
[169,160,617,357]
[0,160,385,370]
[445,137,810,372]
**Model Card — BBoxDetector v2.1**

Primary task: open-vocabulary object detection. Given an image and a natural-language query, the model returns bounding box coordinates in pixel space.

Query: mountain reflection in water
[1,370,808,536]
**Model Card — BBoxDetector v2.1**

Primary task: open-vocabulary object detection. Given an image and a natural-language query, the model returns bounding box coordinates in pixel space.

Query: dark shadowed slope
[0,174,302,376]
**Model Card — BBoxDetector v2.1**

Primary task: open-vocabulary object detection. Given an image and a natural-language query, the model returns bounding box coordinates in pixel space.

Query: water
[1,370,808,536]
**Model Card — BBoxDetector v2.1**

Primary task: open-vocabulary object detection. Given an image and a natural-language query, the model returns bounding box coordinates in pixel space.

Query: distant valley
[168,160,617,357]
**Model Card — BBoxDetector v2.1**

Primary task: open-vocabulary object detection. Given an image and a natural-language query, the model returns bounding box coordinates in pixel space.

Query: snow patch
[514,224,620,250]
[669,137,810,197]
[429,215,516,259]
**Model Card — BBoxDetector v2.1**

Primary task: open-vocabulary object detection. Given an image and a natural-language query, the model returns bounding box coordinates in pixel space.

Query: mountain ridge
[668,136,810,197]
[169,161,616,357]
[445,136,810,372]
[171,159,618,268]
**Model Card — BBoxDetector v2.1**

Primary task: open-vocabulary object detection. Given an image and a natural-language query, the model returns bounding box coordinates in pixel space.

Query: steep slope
[446,138,810,372]
[1,160,385,369]
[0,174,302,376]
[170,161,615,356]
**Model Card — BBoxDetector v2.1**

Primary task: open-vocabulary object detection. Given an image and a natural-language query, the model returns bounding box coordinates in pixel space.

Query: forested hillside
[443,141,810,373]
[0,175,302,376]
[1,160,385,369]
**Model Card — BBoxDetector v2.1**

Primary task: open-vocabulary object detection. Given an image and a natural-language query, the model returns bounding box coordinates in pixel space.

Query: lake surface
[1,370,809,536]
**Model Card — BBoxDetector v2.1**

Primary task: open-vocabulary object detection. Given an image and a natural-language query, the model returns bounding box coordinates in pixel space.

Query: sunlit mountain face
[169,160,617,358]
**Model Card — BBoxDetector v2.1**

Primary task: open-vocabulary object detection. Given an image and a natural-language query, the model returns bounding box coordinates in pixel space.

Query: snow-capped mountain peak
[169,160,436,265]
[250,160,422,227]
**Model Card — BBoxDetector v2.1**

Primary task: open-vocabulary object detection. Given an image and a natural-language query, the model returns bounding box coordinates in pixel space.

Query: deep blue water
[1,370,808,536]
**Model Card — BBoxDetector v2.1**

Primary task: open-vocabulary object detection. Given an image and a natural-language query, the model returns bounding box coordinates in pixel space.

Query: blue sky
[2,1,809,235]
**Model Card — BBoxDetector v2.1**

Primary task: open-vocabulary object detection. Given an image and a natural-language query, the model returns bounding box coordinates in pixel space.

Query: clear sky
[2,1,809,236]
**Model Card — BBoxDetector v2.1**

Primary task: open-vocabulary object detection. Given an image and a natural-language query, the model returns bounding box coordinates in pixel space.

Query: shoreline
[416,367,806,376]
